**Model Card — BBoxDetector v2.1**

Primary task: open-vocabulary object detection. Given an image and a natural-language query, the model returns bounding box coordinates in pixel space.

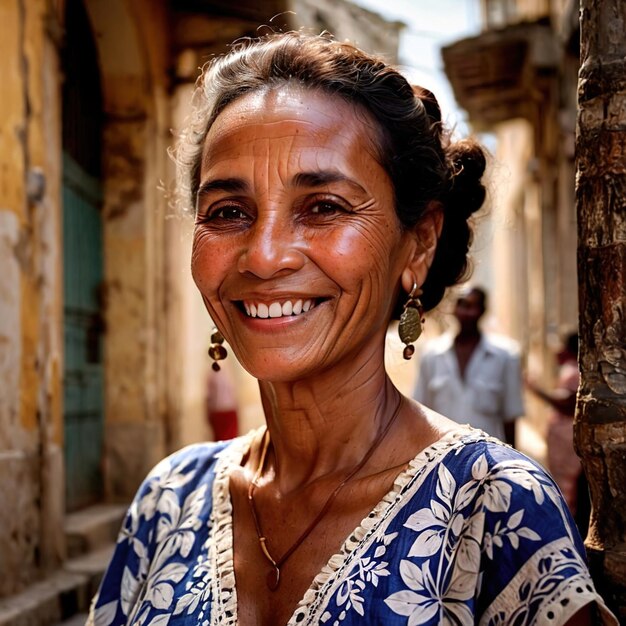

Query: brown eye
[309,199,350,216]
[197,203,252,225]
[212,207,249,220]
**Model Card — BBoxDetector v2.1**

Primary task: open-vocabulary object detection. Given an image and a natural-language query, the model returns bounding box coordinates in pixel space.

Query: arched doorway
[61,0,105,510]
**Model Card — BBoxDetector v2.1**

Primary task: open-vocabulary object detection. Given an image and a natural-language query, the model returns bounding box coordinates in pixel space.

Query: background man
[413,286,524,446]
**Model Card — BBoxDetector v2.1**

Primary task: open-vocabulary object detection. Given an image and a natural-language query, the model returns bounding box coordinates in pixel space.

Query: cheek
[191,228,225,295]
[314,221,400,276]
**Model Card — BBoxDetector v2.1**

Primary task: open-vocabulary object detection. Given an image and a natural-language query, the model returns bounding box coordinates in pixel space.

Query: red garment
[206,366,239,441]
[208,409,238,441]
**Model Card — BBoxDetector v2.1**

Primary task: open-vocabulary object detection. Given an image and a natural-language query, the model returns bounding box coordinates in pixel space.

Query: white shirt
[413,333,524,442]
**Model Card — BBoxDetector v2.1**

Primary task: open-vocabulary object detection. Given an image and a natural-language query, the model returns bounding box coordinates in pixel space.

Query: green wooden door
[62,0,105,510]
[63,153,105,510]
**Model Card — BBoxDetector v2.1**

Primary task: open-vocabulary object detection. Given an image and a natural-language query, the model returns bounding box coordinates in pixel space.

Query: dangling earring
[208,328,227,371]
[398,282,424,360]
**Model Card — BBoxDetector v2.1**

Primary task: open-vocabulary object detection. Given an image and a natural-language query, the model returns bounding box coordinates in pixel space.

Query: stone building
[442,0,581,434]
[0,0,400,621]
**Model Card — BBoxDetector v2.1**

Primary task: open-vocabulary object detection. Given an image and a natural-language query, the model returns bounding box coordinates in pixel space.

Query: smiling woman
[88,32,616,626]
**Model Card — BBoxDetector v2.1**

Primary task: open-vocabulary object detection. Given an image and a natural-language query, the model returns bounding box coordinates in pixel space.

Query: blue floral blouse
[88,427,616,625]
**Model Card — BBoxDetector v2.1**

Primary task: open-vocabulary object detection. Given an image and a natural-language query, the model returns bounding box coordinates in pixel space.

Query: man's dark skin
[453,288,516,447]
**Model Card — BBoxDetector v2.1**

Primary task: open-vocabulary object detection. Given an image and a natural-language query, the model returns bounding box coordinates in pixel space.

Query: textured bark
[576,0,626,620]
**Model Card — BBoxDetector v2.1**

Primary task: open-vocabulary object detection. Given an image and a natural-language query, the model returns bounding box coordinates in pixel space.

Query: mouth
[237,298,323,319]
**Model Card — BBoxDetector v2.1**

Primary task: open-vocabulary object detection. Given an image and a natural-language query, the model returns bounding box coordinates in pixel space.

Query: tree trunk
[576,0,626,620]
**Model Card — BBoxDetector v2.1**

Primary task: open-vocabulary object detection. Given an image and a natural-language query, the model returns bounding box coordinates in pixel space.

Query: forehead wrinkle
[201,89,392,205]
[203,117,322,166]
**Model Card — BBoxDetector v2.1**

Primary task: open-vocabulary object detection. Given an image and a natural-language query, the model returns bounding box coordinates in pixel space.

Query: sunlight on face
[192,84,415,382]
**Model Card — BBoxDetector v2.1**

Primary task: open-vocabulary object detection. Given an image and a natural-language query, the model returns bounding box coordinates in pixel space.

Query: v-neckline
[207,425,475,626]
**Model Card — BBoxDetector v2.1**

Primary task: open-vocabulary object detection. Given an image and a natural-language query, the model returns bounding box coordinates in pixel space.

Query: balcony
[442,19,559,128]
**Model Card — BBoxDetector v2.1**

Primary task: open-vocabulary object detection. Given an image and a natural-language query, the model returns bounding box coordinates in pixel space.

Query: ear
[401,202,443,293]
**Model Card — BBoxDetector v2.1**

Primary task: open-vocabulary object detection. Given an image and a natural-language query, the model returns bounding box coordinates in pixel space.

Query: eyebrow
[197,177,249,198]
[292,170,367,193]
[196,170,367,200]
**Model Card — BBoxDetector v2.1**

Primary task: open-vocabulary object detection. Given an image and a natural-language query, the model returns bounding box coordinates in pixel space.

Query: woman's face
[192,85,417,381]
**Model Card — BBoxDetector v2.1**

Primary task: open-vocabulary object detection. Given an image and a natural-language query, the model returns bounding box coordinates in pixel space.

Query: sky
[349,0,481,135]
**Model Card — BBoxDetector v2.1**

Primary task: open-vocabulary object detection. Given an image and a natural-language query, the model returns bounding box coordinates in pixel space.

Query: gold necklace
[247,399,403,591]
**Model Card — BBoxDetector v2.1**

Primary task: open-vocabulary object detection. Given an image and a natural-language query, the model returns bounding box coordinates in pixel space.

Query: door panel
[63,152,104,510]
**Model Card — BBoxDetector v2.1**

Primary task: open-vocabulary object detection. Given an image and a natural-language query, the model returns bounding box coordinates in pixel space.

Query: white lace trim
[207,424,479,626]
[479,536,618,626]
[209,431,259,626]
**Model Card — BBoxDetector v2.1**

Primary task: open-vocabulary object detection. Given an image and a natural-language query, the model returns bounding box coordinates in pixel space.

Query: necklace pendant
[266,566,280,591]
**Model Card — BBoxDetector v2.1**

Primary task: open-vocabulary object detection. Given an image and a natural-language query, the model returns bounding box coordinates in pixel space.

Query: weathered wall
[290,0,401,62]
[85,0,172,500]
[0,0,175,594]
[0,0,65,596]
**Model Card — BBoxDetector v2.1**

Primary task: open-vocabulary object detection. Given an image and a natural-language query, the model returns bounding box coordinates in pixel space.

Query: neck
[256,353,402,493]
[456,327,481,342]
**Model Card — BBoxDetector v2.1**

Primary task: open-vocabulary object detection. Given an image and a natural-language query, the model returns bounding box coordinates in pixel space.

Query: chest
[228,469,401,626]
[432,346,505,389]
[112,430,491,626]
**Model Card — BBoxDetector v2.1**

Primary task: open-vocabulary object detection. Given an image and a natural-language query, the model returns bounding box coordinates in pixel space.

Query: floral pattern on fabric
[88,428,616,626]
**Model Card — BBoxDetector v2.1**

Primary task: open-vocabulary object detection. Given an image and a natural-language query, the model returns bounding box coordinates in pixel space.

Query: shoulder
[482,333,522,358]
[437,432,536,479]
[441,433,583,548]
[443,432,554,490]
[420,432,570,527]
[130,437,244,523]
[420,334,454,359]
[140,439,231,491]
[146,439,232,481]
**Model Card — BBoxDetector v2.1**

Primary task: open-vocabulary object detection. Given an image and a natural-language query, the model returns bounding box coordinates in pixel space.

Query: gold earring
[208,328,227,371]
[398,282,424,360]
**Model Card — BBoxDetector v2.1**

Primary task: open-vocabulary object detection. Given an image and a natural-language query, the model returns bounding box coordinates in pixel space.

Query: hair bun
[412,86,442,125]
[418,137,487,311]
[447,139,486,219]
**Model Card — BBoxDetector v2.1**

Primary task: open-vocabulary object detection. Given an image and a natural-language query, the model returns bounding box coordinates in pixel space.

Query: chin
[235,350,329,384]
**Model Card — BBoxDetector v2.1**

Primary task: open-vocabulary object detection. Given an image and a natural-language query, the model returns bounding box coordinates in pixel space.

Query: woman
[89,33,616,625]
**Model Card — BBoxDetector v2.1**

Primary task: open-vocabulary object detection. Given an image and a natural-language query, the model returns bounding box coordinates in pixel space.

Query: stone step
[64,505,126,559]
[0,505,124,626]
[0,544,115,626]
[56,616,87,626]
[0,570,89,626]
[64,543,115,602]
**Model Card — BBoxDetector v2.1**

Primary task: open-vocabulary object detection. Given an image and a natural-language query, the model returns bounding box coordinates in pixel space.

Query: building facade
[442,0,581,433]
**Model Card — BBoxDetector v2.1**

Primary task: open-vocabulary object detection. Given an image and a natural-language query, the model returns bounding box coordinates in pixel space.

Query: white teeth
[242,298,316,318]
[269,302,282,318]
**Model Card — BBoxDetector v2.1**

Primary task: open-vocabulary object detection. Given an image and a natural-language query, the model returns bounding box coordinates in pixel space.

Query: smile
[240,299,318,319]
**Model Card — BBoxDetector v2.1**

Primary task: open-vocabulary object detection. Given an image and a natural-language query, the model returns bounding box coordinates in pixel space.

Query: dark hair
[469,286,488,314]
[564,332,579,357]
[175,31,486,312]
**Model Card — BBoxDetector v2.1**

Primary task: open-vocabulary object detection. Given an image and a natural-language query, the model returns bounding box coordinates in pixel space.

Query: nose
[237,212,305,279]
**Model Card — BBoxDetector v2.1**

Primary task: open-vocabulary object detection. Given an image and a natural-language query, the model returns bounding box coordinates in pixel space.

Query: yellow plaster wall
[0,0,65,595]
[91,0,175,498]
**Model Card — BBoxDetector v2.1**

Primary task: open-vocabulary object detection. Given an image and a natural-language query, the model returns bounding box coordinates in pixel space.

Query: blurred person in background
[526,332,590,536]
[87,33,614,626]
[413,286,524,446]
[206,354,239,441]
